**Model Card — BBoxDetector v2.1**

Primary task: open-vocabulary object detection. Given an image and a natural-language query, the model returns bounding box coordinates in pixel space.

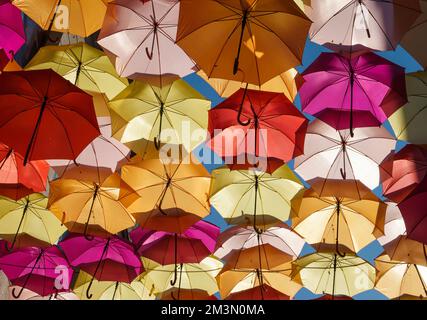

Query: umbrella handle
[4,239,15,252]
[83,224,94,241]
[61,212,66,226]
[12,249,44,299]
[146,14,157,60]
[11,286,25,299]
[145,47,154,60]
[339,168,346,180]
[237,84,251,126]
[170,264,178,286]
[86,278,94,299]
[154,136,161,151]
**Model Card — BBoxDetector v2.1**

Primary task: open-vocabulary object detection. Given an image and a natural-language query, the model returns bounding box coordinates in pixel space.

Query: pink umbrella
[0,246,73,299]
[97,0,195,86]
[59,234,143,299]
[299,52,407,136]
[48,117,131,182]
[0,1,25,59]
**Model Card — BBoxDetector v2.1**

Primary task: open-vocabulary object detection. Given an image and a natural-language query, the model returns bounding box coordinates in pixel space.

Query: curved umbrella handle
[154,136,161,151]
[83,223,94,241]
[339,168,346,180]
[170,264,178,286]
[237,84,251,126]
[11,286,25,299]
[86,278,94,299]
[336,249,346,258]
[145,47,154,60]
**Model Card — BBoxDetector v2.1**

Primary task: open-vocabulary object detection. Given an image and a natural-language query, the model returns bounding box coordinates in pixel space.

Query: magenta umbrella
[130,220,219,285]
[59,234,143,299]
[299,52,407,136]
[0,246,73,299]
[0,2,25,59]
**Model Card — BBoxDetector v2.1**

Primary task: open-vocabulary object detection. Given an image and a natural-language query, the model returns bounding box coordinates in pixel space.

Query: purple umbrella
[0,246,73,298]
[299,52,407,136]
[59,234,143,299]
[0,2,25,59]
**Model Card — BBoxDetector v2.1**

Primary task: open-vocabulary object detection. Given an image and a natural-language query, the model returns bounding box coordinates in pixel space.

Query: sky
[183,38,423,300]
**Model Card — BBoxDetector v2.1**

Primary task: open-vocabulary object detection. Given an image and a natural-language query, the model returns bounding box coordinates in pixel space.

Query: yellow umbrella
[292,248,376,298]
[292,179,387,254]
[48,173,136,238]
[197,68,302,102]
[25,43,128,100]
[383,236,427,267]
[12,0,113,38]
[0,194,66,251]
[120,155,211,233]
[389,71,427,144]
[141,256,223,298]
[375,255,427,300]
[73,271,154,300]
[209,165,304,229]
[108,79,210,152]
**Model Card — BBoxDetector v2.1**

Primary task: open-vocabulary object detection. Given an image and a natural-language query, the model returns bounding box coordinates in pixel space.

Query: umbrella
[209,165,304,229]
[98,0,195,85]
[8,287,79,300]
[383,236,427,267]
[0,143,49,200]
[299,52,407,135]
[142,256,222,300]
[197,68,303,103]
[214,223,306,260]
[0,70,100,165]
[0,194,66,251]
[401,0,427,69]
[375,255,427,299]
[292,248,375,298]
[225,284,290,300]
[25,43,128,100]
[120,156,211,233]
[389,71,427,145]
[0,1,25,59]
[294,119,396,190]
[109,79,210,152]
[73,271,154,300]
[0,246,73,299]
[377,202,406,247]
[159,288,217,300]
[48,173,136,238]
[47,118,131,183]
[380,144,427,203]
[12,0,113,38]
[292,179,386,254]
[176,0,311,85]
[307,0,421,52]
[398,178,427,244]
[60,234,143,299]
[217,244,301,299]
[207,88,308,168]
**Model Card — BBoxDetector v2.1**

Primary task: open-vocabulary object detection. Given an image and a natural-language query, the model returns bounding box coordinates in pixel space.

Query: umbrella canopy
[0,2,25,59]
[398,177,427,244]
[0,194,66,251]
[299,52,407,134]
[0,70,100,165]
[159,288,217,300]
[209,165,304,229]
[389,71,427,145]
[73,271,154,300]
[131,220,219,265]
[12,0,113,37]
[294,119,396,190]
[307,0,421,52]
[214,223,306,260]
[176,0,311,85]
[0,143,49,200]
[401,0,427,69]
[377,202,406,247]
[48,173,136,238]
[109,79,210,152]
[292,249,375,298]
[375,255,427,299]
[380,144,427,203]
[217,244,301,299]
[25,43,128,100]
[293,179,386,254]
[98,0,195,85]
[383,236,427,267]
[197,68,302,103]
[207,88,308,168]
[60,234,143,298]
[0,48,8,71]
[0,246,73,298]
[225,284,290,300]
[120,156,211,233]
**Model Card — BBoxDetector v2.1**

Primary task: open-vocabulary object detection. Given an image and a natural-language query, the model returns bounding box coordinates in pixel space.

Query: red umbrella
[380,144,427,203]
[208,88,308,172]
[0,143,49,200]
[398,177,427,244]
[226,285,290,300]
[0,70,100,165]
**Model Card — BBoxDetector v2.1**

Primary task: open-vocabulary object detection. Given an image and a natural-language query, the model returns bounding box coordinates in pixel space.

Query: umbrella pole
[112,281,119,300]
[256,233,265,300]
[11,249,44,299]
[414,265,427,297]
[23,96,48,166]
[339,136,347,180]
[233,10,249,75]
[349,67,355,137]
[5,197,31,252]
[83,184,100,241]
[157,174,172,215]
[335,199,346,257]
[145,1,158,60]
[332,253,338,300]
[358,1,371,38]
[44,0,63,44]
[86,237,111,299]
[0,147,13,171]
[154,102,165,150]
[170,233,178,286]
[252,175,262,234]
